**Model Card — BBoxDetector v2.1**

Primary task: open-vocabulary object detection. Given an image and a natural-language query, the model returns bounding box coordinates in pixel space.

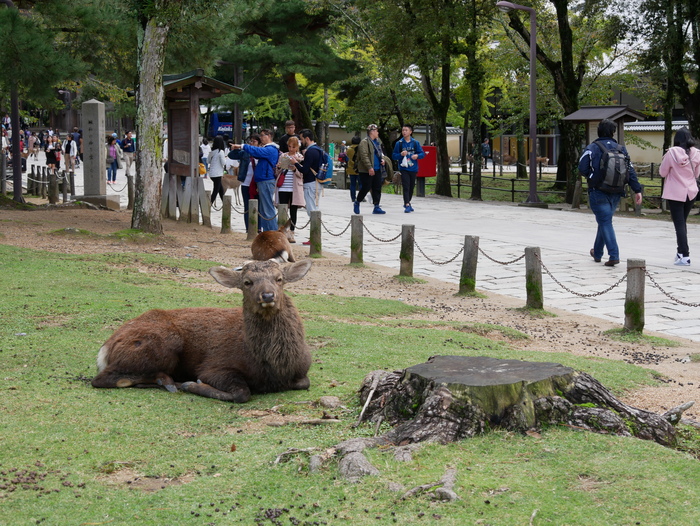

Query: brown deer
[222,172,242,206]
[91,260,313,403]
[251,220,296,263]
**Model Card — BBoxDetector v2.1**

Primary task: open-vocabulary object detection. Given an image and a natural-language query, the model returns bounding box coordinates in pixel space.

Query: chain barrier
[410,232,464,265]
[535,252,627,298]
[645,269,700,307]
[111,180,128,193]
[321,218,352,237]
[290,217,311,230]
[478,247,525,265]
[210,200,223,212]
[360,219,402,243]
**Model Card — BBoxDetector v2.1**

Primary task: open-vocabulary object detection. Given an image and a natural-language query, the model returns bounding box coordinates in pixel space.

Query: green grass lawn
[1,244,698,525]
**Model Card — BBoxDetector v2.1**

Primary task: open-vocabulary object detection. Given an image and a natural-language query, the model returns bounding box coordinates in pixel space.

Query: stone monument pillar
[75,99,120,210]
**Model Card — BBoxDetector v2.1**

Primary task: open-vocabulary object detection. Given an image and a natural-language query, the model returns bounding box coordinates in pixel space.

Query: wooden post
[61,172,68,203]
[200,184,211,227]
[309,210,322,257]
[1,154,6,195]
[572,178,582,209]
[278,203,289,227]
[247,199,259,240]
[524,246,543,309]
[126,174,134,210]
[624,258,645,332]
[28,164,35,195]
[41,167,47,199]
[399,224,414,277]
[69,171,76,199]
[48,169,59,204]
[221,195,232,234]
[458,235,479,295]
[350,215,363,264]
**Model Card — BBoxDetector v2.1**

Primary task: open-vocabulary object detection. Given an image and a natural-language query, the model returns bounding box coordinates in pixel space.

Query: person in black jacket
[294,129,324,225]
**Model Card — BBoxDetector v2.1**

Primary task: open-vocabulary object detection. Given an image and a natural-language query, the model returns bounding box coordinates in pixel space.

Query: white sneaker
[674,253,683,262]
[674,256,691,266]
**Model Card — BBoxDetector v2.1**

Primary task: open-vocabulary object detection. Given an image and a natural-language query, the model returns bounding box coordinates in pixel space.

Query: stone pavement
[23,155,700,342]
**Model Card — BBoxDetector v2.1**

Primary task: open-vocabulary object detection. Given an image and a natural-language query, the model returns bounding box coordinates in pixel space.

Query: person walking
[105,136,120,184]
[392,124,425,213]
[277,136,305,243]
[354,124,387,215]
[293,129,325,244]
[208,135,227,205]
[578,119,643,267]
[481,138,491,169]
[200,138,212,176]
[278,120,299,154]
[659,127,700,266]
[346,136,361,202]
[121,131,136,177]
[231,129,280,232]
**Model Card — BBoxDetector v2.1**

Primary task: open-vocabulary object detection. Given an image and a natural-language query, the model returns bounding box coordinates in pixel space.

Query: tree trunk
[10,81,24,203]
[131,15,168,234]
[282,73,313,132]
[359,356,679,447]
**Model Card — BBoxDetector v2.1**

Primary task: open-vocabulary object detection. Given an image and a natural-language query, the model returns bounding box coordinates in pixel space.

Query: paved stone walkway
[23,156,699,342]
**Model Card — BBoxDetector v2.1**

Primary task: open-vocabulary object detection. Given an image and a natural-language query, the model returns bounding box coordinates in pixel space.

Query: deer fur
[251,220,296,263]
[222,173,242,206]
[91,260,313,403]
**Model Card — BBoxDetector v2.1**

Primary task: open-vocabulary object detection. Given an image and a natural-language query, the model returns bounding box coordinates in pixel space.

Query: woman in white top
[208,135,226,205]
[276,136,305,242]
[200,138,212,176]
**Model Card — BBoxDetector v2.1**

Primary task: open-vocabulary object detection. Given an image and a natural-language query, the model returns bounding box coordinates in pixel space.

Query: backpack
[310,145,333,186]
[594,140,629,194]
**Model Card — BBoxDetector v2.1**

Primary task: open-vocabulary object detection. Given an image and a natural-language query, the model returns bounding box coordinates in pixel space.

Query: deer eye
[276,277,283,283]
[243,279,252,287]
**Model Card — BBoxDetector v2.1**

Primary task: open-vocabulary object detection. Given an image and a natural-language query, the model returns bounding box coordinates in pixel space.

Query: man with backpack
[294,130,325,244]
[578,119,642,267]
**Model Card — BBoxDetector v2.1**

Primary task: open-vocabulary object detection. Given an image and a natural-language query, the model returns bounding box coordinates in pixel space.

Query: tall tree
[216,0,355,133]
[357,0,471,197]
[130,0,184,234]
[0,1,79,203]
[501,0,630,202]
[637,0,700,138]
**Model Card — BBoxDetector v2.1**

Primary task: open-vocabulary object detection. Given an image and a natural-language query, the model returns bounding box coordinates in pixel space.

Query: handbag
[106,154,115,166]
[276,168,286,188]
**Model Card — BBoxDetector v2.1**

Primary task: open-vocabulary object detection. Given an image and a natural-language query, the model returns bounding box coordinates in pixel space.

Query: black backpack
[594,140,629,194]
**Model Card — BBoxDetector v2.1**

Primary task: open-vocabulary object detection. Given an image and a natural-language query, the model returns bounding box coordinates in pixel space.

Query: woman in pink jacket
[659,127,700,266]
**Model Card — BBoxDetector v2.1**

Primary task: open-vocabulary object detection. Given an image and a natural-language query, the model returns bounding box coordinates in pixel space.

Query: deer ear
[209,266,243,289]
[283,260,312,283]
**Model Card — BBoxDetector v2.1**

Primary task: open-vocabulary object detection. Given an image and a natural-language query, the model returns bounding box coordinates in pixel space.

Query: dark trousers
[277,191,299,231]
[668,197,695,256]
[242,185,250,231]
[400,169,417,206]
[211,177,225,204]
[356,172,383,207]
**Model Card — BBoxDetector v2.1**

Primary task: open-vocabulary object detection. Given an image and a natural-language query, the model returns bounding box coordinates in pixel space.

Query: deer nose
[261,292,275,304]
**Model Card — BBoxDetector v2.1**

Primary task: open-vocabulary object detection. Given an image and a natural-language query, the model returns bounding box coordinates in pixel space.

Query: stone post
[309,210,322,257]
[79,100,119,210]
[399,225,414,277]
[524,246,544,310]
[350,215,363,264]
[624,259,645,332]
[458,235,479,295]
[247,199,259,240]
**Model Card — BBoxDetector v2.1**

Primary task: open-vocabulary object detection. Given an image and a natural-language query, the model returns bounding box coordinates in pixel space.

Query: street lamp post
[496,1,545,207]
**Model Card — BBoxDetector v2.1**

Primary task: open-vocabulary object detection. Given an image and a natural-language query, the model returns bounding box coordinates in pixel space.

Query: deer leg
[290,375,310,391]
[92,369,174,391]
[180,379,251,403]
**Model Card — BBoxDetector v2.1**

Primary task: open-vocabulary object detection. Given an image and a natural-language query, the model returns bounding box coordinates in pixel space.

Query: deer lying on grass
[252,220,296,263]
[91,260,313,403]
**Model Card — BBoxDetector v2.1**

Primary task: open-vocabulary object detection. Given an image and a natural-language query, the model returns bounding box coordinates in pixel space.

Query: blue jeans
[106,161,118,182]
[256,178,278,232]
[589,189,622,261]
[349,174,359,202]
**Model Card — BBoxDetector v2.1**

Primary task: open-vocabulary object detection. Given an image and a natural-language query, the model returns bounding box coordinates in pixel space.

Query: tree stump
[358,356,679,447]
